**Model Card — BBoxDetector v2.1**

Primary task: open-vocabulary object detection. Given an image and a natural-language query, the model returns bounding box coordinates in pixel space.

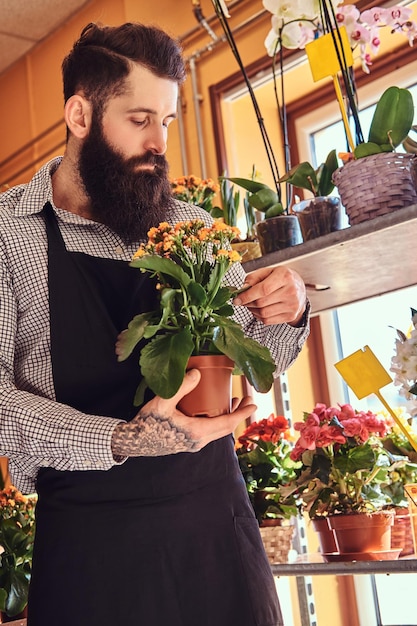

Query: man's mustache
[126,152,167,170]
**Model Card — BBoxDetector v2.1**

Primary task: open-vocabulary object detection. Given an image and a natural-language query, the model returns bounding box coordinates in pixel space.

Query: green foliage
[354,86,414,158]
[224,177,285,219]
[278,150,339,197]
[237,436,302,525]
[0,488,36,618]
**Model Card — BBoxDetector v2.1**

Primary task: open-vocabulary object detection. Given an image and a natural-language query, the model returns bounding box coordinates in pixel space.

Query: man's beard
[78,116,173,243]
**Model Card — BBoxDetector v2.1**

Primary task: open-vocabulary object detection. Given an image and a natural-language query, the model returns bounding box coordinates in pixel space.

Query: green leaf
[279,161,318,194]
[188,281,207,306]
[247,188,279,211]
[224,177,271,194]
[210,285,234,309]
[317,149,338,195]
[133,378,148,407]
[265,203,284,218]
[130,255,191,289]
[5,569,29,617]
[116,312,155,361]
[139,330,194,398]
[353,141,383,158]
[334,444,375,474]
[212,321,275,392]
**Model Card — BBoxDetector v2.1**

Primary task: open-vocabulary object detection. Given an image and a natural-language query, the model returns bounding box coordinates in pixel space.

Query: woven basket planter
[333,152,417,226]
[391,508,415,557]
[259,523,294,564]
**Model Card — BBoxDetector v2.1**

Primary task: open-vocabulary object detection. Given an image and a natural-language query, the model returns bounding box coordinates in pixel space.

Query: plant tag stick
[305,28,355,152]
[334,345,417,453]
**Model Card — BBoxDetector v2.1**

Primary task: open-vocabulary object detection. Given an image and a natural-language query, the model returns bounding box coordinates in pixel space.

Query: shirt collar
[14,157,62,217]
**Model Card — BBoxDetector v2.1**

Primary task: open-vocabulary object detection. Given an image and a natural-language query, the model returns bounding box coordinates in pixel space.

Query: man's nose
[143,126,167,155]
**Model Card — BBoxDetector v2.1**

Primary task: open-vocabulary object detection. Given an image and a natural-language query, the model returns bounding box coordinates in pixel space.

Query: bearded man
[0,22,309,626]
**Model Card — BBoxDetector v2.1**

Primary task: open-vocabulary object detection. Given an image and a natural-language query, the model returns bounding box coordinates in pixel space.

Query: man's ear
[64,95,92,139]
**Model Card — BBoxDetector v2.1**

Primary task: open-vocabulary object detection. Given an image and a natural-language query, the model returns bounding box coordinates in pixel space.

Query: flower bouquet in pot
[116,219,276,416]
[235,414,302,563]
[286,402,401,559]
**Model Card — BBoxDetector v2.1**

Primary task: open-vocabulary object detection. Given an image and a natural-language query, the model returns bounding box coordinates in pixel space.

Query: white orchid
[391,310,417,418]
[261,1,416,70]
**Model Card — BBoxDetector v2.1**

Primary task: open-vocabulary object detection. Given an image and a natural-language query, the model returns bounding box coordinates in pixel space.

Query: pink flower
[338,417,362,437]
[290,441,305,462]
[298,424,321,451]
[316,424,346,447]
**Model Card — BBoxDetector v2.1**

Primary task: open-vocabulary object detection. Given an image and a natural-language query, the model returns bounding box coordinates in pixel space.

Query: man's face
[78,65,179,243]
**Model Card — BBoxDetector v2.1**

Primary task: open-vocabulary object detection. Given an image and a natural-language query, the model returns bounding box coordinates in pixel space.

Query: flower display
[170,175,219,214]
[116,219,275,404]
[0,485,36,618]
[287,402,400,518]
[236,414,302,524]
[390,307,417,419]
[263,1,416,73]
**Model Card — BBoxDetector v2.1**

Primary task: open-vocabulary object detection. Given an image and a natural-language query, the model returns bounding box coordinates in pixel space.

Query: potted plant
[286,402,401,558]
[332,86,417,226]
[116,219,276,416]
[278,149,343,241]
[0,484,36,621]
[379,419,417,556]
[211,173,262,261]
[224,174,303,254]
[235,414,302,563]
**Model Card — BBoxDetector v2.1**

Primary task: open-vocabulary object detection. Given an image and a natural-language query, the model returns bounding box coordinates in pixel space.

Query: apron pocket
[234,516,283,626]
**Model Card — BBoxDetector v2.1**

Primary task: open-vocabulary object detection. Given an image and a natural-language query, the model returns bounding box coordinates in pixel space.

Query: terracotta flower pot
[327,511,394,554]
[311,517,338,554]
[177,354,234,417]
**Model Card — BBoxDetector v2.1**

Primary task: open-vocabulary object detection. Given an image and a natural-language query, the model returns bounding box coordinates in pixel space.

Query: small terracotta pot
[177,354,234,418]
[311,517,338,554]
[328,511,394,554]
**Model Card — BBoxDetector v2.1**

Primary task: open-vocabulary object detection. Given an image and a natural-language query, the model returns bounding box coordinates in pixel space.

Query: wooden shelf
[243,205,417,315]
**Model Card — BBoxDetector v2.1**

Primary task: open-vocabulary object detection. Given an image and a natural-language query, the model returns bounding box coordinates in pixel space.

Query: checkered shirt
[0,157,309,493]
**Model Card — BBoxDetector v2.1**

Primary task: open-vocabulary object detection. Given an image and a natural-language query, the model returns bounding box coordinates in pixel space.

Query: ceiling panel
[0,0,91,75]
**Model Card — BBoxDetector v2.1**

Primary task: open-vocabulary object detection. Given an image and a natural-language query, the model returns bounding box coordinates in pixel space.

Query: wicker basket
[332,152,417,225]
[391,508,415,557]
[259,524,294,564]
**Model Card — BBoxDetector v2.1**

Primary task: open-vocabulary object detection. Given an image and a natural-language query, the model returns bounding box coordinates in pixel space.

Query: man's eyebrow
[127,107,177,119]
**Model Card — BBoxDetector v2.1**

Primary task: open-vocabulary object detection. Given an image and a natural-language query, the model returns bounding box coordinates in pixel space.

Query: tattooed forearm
[111,411,199,458]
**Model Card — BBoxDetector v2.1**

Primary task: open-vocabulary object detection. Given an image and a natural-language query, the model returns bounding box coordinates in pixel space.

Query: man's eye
[132,119,146,126]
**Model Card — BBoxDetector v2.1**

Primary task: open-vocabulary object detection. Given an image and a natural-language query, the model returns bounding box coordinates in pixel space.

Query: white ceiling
[0,0,91,75]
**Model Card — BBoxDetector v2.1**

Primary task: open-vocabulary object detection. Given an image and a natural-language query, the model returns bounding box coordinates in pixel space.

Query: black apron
[27,204,282,626]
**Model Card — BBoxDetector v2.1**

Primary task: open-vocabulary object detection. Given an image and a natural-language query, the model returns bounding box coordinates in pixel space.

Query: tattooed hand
[111,369,257,458]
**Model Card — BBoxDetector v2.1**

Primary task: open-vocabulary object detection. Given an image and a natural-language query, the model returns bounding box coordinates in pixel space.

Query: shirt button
[114,245,124,256]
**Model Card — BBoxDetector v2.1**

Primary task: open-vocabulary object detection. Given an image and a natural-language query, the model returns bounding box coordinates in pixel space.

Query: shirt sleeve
[0,240,124,494]
[226,262,310,376]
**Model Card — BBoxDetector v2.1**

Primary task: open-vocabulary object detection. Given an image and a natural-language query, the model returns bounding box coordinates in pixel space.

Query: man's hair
[62,22,186,115]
